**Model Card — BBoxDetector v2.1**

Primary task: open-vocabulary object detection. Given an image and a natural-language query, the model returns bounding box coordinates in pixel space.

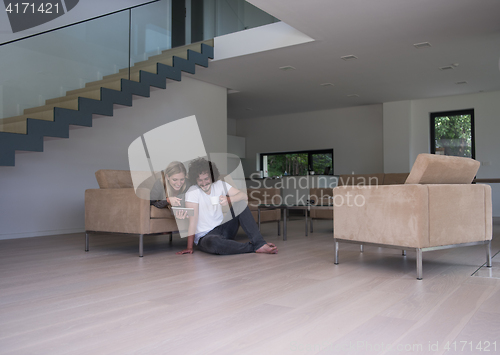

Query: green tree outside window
[431,109,474,159]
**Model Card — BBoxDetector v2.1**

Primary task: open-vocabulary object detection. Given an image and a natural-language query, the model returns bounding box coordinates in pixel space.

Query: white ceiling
[191,0,500,119]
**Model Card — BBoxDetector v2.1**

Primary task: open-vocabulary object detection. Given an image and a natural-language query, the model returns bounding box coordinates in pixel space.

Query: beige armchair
[85,170,187,257]
[333,154,492,279]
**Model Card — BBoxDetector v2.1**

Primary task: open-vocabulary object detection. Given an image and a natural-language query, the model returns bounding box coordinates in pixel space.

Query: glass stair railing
[0,0,279,166]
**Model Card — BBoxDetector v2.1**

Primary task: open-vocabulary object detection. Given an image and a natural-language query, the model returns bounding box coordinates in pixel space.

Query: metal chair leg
[305,210,308,236]
[402,250,406,256]
[139,234,144,257]
[277,220,280,236]
[85,232,89,252]
[310,218,314,233]
[486,240,492,267]
[169,232,173,244]
[416,248,423,280]
[334,239,339,264]
[360,244,364,252]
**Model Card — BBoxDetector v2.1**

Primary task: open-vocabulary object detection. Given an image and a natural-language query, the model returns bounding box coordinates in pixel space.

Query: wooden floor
[1,218,500,355]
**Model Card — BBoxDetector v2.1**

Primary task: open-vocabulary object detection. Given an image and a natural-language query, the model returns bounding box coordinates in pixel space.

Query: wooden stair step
[68,78,123,94]
[100,41,209,81]
[45,88,102,105]
[101,67,155,82]
[135,42,204,66]
[24,99,79,115]
[0,109,54,134]
[125,47,190,69]
[0,115,28,134]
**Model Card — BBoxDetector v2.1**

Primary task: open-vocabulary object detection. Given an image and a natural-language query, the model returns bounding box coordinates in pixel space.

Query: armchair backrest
[95,170,162,194]
[95,170,134,188]
[405,154,480,184]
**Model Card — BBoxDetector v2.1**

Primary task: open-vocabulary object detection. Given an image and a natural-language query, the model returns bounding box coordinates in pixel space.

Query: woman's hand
[168,196,182,206]
[176,248,194,255]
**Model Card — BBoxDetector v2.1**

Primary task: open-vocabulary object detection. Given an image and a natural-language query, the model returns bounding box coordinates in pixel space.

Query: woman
[150,161,189,217]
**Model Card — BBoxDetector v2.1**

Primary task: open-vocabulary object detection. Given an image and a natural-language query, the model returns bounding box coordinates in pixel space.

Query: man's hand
[176,248,194,255]
[219,195,230,206]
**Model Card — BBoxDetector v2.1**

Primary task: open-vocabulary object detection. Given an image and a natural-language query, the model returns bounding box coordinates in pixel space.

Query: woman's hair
[164,161,187,197]
[188,157,220,185]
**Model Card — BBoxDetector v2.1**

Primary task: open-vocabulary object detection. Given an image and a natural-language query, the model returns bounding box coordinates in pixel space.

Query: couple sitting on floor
[150,158,277,255]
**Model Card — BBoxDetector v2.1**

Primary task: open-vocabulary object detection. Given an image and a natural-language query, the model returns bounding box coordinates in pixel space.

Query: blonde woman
[150,161,189,217]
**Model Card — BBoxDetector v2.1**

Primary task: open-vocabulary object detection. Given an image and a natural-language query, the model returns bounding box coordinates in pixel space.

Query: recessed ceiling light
[347,94,359,97]
[455,81,468,85]
[320,83,334,86]
[227,89,239,94]
[341,55,358,61]
[279,66,296,71]
[413,42,431,49]
[439,65,455,71]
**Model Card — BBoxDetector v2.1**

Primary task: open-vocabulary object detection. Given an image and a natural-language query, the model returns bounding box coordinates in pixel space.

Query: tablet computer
[171,207,194,216]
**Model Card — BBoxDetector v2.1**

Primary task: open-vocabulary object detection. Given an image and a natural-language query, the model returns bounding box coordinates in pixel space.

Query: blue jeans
[197,203,267,255]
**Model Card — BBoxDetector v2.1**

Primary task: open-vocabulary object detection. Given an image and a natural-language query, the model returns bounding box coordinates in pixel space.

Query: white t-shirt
[185,180,232,244]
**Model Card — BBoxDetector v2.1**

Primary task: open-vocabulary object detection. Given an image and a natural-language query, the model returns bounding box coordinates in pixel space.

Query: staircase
[0,39,214,166]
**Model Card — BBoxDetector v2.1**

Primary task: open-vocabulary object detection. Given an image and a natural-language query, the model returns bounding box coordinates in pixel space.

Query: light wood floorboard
[1,218,499,354]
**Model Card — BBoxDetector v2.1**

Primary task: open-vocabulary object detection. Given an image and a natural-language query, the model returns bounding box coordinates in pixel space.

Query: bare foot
[256,243,278,254]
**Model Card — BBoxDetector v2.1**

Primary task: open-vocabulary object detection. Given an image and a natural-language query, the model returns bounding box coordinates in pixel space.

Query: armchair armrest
[85,188,150,234]
[426,184,492,246]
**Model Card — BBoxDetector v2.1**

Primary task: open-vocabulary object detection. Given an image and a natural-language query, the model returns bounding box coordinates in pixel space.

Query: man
[176,157,277,255]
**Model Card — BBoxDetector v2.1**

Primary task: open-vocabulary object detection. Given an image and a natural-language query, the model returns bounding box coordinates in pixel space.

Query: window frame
[259,148,334,176]
[430,108,475,159]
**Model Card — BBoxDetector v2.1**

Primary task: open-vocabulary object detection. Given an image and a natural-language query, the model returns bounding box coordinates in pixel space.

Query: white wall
[0,76,227,239]
[383,100,411,173]
[227,117,237,135]
[383,90,500,216]
[236,104,384,176]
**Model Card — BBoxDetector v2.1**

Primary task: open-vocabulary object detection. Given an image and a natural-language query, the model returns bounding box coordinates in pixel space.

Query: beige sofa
[333,154,492,279]
[247,188,282,235]
[85,170,186,257]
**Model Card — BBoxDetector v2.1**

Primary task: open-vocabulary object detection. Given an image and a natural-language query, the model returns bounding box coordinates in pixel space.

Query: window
[260,149,333,177]
[430,109,475,159]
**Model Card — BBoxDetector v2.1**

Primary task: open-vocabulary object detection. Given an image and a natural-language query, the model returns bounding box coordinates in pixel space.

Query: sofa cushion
[405,154,480,184]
